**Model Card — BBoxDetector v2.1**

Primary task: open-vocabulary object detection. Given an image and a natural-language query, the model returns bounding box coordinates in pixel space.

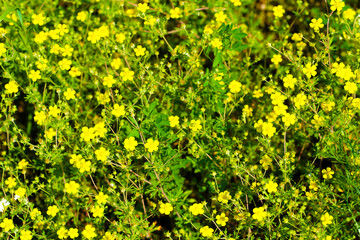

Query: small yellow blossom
[216,213,229,226]
[309,18,324,31]
[64,88,76,100]
[0,218,15,232]
[321,212,333,226]
[271,54,282,65]
[5,80,19,94]
[68,228,79,239]
[229,80,242,93]
[273,5,285,18]
[200,226,214,238]
[252,207,267,221]
[170,7,182,19]
[322,167,334,180]
[145,138,160,152]
[159,202,173,215]
[265,180,278,193]
[137,3,149,13]
[112,104,125,118]
[169,116,180,127]
[218,190,232,204]
[47,205,59,217]
[65,181,80,194]
[189,203,204,215]
[124,137,138,151]
[134,45,146,57]
[189,119,202,132]
[95,147,110,162]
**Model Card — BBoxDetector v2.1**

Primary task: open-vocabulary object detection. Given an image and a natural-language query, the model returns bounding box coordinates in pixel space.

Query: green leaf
[15,8,24,27]
[128,129,140,138]
[233,32,247,41]
[233,43,249,52]
[143,100,158,116]
[213,53,222,68]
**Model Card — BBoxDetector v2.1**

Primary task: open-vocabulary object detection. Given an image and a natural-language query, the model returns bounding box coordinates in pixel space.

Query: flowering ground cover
[1,0,360,239]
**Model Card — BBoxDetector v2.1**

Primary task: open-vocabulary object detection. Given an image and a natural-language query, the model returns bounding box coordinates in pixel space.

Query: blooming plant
[1,0,360,239]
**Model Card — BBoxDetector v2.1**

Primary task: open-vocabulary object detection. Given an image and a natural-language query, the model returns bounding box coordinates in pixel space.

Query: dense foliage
[1,0,360,239]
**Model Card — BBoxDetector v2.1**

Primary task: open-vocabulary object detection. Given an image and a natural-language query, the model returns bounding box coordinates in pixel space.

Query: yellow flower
[111,58,122,70]
[311,114,325,129]
[321,212,333,226]
[116,33,126,43]
[30,208,41,220]
[293,92,307,108]
[200,226,214,238]
[15,187,26,198]
[252,207,267,221]
[59,59,72,70]
[282,113,296,127]
[344,81,358,94]
[64,88,76,100]
[103,75,116,88]
[215,11,226,24]
[145,138,160,152]
[216,213,229,226]
[32,13,46,25]
[189,203,204,215]
[330,0,345,12]
[34,111,47,125]
[271,54,282,65]
[96,192,109,205]
[159,202,173,215]
[68,228,79,239]
[262,122,276,138]
[283,74,297,89]
[170,7,182,19]
[218,190,232,204]
[211,38,222,49]
[303,62,317,78]
[230,0,242,6]
[265,180,278,193]
[49,105,61,117]
[47,205,59,217]
[322,167,334,180]
[95,147,110,162]
[0,43,6,56]
[5,177,16,188]
[57,227,68,239]
[273,5,285,18]
[120,68,135,81]
[124,137,138,151]
[343,8,356,20]
[112,104,126,118]
[169,116,180,127]
[91,205,104,218]
[20,229,32,240]
[137,3,149,13]
[28,70,41,82]
[134,45,146,57]
[229,80,242,93]
[309,18,324,31]
[5,80,19,94]
[189,119,202,132]
[65,181,80,194]
[82,225,97,239]
[145,16,157,26]
[76,11,87,21]
[0,218,14,232]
